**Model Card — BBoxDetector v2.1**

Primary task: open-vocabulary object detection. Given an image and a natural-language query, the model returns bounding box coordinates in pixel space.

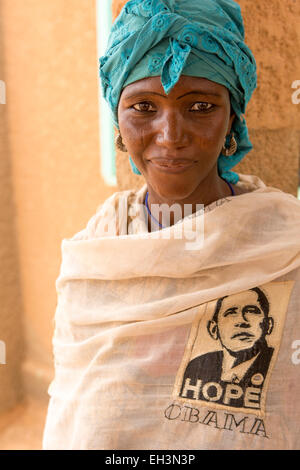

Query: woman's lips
[149,159,196,174]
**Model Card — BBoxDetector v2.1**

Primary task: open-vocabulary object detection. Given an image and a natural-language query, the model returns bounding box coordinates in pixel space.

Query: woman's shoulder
[233,173,267,195]
[234,173,300,201]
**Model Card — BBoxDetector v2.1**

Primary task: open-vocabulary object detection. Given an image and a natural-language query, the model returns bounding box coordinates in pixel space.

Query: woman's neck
[145,175,237,232]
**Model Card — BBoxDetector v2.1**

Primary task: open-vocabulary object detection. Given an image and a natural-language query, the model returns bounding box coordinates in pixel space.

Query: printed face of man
[211,290,271,353]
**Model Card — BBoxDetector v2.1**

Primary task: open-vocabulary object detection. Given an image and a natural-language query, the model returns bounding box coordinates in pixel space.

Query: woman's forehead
[121,75,229,99]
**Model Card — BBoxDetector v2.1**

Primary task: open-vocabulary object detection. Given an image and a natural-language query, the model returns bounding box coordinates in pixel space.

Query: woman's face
[118,75,235,201]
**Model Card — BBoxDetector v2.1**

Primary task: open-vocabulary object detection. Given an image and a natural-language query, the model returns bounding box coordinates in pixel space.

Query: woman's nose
[154,111,189,148]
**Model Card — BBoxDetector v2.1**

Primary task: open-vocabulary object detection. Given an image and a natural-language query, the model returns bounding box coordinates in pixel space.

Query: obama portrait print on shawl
[173,281,294,416]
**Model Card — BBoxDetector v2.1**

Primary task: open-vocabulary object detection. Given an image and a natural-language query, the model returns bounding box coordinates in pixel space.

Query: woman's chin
[146,173,204,202]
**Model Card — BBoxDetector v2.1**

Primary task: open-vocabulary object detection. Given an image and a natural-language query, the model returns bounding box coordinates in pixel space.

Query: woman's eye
[132,102,155,112]
[190,102,214,112]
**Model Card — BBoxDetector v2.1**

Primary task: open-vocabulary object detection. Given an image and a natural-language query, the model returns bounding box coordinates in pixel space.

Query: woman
[43,0,300,449]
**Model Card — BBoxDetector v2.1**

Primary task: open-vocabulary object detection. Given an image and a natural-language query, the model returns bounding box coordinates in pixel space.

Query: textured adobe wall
[0,0,116,405]
[236,0,300,193]
[112,0,300,195]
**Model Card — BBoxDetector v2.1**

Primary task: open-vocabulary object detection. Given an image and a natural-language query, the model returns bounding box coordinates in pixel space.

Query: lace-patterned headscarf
[99,0,257,184]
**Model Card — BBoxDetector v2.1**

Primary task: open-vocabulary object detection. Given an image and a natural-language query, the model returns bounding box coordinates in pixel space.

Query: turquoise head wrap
[99,0,257,183]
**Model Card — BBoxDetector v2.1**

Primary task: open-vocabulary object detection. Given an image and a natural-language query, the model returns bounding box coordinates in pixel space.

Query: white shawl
[43,174,300,449]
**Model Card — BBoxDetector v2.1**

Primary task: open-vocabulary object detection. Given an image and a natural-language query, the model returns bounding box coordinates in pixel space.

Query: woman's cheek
[125,119,153,150]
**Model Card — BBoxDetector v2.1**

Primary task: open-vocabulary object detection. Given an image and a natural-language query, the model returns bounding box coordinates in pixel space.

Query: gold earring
[222,133,237,157]
[115,133,127,152]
